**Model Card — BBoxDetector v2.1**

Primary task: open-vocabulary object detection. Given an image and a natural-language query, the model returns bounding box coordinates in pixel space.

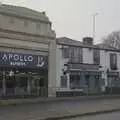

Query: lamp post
[92,13,99,40]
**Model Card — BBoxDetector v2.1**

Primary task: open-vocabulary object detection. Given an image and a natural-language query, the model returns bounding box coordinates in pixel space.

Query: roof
[94,43,118,51]
[57,37,120,52]
[0,4,49,22]
[57,37,83,46]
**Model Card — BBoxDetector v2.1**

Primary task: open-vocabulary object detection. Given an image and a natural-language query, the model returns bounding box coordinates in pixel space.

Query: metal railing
[0,86,120,99]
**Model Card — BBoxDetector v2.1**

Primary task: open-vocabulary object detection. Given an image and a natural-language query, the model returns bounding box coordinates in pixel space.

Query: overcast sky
[1,0,120,43]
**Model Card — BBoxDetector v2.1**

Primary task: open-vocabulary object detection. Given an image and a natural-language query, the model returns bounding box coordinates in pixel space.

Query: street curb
[0,101,17,107]
[42,108,120,120]
[1,95,120,106]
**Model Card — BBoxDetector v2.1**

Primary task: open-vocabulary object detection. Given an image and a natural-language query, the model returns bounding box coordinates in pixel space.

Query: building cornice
[57,43,120,52]
[0,28,55,43]
[0,11,51,24]
[0,42,48,53]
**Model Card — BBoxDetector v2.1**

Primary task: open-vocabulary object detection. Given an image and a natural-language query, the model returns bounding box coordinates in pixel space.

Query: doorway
[31,75,47,97]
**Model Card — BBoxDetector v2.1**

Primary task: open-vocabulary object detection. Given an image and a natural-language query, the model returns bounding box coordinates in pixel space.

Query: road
[63,112,120,120]
[0,98,120,120]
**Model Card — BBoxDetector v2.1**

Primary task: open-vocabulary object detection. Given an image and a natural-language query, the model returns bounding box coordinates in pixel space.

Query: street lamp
[92,13,99,40]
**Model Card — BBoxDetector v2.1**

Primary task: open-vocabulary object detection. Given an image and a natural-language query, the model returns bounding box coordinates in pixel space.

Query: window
[36,23,41,30]
[24,20,28,27]
[110,53,117,70]
[61,75,67,88]
[70,75,80,89]
[62,46,69,58]
[95,75,99,87]
[85,75,90,87]
[69,47,82,63]
[93,49,100,64]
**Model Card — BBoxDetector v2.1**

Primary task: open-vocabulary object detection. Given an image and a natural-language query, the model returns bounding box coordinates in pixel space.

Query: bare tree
[103,30,120,49]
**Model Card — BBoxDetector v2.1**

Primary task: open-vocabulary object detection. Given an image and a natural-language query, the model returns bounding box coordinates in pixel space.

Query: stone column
[48,40,56,97]
[101,71,107,92]
[67,73,70,90]
[2,71,6,96]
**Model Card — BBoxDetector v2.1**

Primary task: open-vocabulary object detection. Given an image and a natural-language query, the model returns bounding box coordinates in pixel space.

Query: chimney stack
[83,37,93,46]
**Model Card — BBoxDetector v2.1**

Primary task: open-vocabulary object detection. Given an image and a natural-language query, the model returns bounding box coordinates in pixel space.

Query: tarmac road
[0,98,120,120]
[63,112,120,120]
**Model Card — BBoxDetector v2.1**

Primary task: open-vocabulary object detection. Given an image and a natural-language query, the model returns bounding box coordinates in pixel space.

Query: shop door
[14,73,28,96]
[39,77,47,97]
[31,76,47,97]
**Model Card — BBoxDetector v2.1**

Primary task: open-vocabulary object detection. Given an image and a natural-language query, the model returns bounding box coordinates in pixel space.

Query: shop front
[69,71,101,94]
[83,71,101,94]
[67,63,101,94]
[106,72,120,94]
[0,51,48,98]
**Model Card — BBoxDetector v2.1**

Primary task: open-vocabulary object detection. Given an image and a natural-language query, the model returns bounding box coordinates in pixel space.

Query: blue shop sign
[0,52,48,68]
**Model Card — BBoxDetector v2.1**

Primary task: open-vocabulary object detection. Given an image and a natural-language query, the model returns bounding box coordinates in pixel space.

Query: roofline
[57,42,120,52]
[0,11,51,24]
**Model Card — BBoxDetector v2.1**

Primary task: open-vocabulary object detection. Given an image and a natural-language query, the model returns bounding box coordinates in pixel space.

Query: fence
[0,86,120,99]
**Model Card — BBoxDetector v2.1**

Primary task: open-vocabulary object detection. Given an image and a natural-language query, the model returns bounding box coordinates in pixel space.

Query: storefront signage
[0,52,48,68]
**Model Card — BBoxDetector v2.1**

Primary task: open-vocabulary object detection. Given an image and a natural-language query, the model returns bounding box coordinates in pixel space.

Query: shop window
[6,76,15,88]
[0,75,2,88]
[19,76,27,87]
[85,75,90,87]
[70,75,80,89]
[110,53,117,70]
[39,78,45,87]
[61,75,67,88]
[95,76,99,87]
[93,49,100,65]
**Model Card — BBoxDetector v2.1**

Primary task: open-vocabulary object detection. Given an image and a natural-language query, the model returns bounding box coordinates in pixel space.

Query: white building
[56,37,120,96]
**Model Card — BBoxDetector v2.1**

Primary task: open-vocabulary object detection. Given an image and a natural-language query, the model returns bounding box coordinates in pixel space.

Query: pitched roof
[94,43,118,50]
[0,4,49,22]
[57,37,120,51]
[57,37,83,46]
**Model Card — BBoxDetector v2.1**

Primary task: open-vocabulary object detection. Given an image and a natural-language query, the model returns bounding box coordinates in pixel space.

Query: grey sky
[1,0,120,43]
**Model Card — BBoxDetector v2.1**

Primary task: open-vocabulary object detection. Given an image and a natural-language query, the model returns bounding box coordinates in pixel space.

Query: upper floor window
[24,20,28,27]
[61,75,67,88]
[36,23,41,30]
[110,53,117,70]
[69,47,82,63]
[93,49,100,65]
[62,46,69,58]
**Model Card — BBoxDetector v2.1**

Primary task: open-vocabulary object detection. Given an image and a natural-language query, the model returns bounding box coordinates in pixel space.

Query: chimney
[42,11,46,15]
[83,37,93,45]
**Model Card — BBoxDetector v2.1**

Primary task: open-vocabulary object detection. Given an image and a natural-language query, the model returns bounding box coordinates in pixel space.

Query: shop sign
[0,52,48,68]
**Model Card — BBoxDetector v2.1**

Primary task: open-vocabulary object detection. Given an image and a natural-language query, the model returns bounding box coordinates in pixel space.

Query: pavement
[0,96,120,120]
[1,95,120,105]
